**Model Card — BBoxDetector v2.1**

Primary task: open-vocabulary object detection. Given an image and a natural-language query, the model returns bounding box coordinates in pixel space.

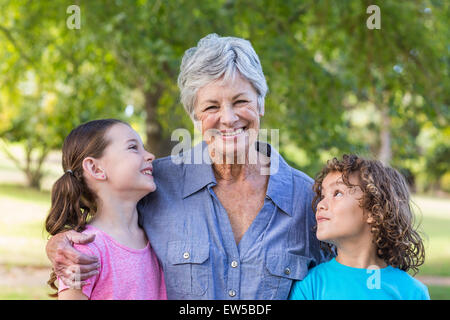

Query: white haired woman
[45,34,329,299]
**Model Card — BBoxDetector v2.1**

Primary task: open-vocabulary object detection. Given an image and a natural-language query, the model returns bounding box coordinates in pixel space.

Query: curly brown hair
[312,154,425,275]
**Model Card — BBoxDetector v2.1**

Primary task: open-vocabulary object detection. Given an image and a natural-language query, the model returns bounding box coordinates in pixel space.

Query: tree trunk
[378,105,392,165]
[143,88,176,158]
[24,145,49,190]
[0,139,48,190]
[26,170,43,190]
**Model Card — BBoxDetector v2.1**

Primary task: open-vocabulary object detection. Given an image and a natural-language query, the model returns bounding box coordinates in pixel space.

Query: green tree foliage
[0,0,448,189]
[0,0,125,188]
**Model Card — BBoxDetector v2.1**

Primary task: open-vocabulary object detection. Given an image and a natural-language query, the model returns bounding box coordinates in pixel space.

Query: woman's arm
[46,230,99,286]
[58,288,89,300]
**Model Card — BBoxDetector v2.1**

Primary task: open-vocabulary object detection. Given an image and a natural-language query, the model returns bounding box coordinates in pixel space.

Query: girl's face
[194,73,262,162]
[98,123,156,198]
[315,171,370,246]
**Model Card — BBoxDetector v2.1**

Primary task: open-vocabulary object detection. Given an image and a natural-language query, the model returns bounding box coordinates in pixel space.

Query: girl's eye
[129,145,138,150]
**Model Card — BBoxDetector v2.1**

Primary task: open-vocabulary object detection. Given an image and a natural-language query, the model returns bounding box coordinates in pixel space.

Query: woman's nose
[220,104,239,126]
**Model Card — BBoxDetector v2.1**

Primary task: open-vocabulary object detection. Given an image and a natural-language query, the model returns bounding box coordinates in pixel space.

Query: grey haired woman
[45,33,328,300]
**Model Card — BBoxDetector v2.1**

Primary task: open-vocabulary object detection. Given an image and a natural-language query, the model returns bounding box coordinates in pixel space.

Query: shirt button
[183,252,190,259]
[231,260,238,268]
[228,290,236,297]
[284,267,291,275]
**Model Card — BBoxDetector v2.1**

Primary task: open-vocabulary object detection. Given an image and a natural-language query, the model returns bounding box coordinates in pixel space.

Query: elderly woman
[46,34,328,299]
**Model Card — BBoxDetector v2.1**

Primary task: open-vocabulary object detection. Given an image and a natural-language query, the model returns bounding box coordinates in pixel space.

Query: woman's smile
[220,127,246,139]
[194,73,261,160]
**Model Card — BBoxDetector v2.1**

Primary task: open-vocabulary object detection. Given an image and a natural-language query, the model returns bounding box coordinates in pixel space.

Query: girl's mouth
[141,168,153,176]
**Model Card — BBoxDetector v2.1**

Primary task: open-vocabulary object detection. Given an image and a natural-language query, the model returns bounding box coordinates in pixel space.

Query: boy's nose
[317,198,327,212]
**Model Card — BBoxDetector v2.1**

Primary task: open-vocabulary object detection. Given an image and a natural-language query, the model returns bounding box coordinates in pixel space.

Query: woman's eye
[205,106,218,111]
[129,145,138,150]
[235,100,248,104]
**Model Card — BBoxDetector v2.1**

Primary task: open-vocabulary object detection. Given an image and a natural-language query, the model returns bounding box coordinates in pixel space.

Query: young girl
[289,154,430,300]
[45,119,167,300]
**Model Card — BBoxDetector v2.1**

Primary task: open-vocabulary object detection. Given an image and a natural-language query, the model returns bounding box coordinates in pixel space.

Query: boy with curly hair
[289,155,430,300]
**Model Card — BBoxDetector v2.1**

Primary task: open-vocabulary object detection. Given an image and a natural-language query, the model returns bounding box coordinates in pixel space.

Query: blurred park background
[0,0,449,299]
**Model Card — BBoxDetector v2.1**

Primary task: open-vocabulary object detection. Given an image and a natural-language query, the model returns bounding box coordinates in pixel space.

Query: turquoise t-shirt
[289,258,430,300]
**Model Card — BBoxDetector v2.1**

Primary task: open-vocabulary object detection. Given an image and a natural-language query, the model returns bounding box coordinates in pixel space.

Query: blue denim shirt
[138,142,329,299]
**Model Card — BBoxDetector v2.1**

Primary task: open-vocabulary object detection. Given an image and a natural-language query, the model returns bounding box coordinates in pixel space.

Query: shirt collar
[263,143,294,216]
[182,141,216,199]
[181,141,294,216]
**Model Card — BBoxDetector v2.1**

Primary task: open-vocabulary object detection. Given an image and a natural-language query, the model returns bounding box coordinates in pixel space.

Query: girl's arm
[58,288,89,300]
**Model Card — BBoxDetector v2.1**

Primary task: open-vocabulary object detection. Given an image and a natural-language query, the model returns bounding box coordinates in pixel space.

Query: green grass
[0,148,449,299]
[428,286,450,300]
[0,286,53,300]
[412,196,450,277]
[0,184,51,268]
[0,183,51,205]
[418,216,450,276]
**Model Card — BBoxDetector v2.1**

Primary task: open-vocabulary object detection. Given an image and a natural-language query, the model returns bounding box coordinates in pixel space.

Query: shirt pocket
[166,240,210,296]
[263,253,311,299]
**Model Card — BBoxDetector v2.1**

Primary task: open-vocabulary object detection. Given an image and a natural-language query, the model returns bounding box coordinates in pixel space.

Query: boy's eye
[334,190,343,197]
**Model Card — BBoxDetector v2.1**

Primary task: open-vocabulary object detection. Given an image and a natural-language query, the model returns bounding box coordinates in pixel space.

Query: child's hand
[46,230,99,288]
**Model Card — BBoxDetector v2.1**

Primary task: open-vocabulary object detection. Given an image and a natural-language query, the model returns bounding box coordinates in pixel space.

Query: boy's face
[315,171,370,245]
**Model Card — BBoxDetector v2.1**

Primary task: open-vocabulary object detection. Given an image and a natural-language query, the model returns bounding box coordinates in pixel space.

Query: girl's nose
[145,150,155,162]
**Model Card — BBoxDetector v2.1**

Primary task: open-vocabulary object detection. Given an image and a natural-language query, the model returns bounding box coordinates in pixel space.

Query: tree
[0,0,125,189]
[1,0,448,188]
[303,0,449,166]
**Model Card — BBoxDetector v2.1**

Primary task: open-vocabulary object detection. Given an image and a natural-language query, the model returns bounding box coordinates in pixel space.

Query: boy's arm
[58,288,89,300]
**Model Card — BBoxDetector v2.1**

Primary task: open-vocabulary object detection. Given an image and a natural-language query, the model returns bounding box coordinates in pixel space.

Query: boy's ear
[366,213,375,224]
[82,157,107,180]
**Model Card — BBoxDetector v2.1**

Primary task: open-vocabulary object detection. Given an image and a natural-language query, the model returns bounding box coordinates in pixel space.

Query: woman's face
[98,123,156,198]
[194,73,262,162]
[315,171,370,246]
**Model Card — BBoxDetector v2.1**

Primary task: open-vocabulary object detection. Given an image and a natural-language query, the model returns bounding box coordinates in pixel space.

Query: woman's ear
[259,101,265,117]
[82,157,106,180]
[193,118,202,133]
